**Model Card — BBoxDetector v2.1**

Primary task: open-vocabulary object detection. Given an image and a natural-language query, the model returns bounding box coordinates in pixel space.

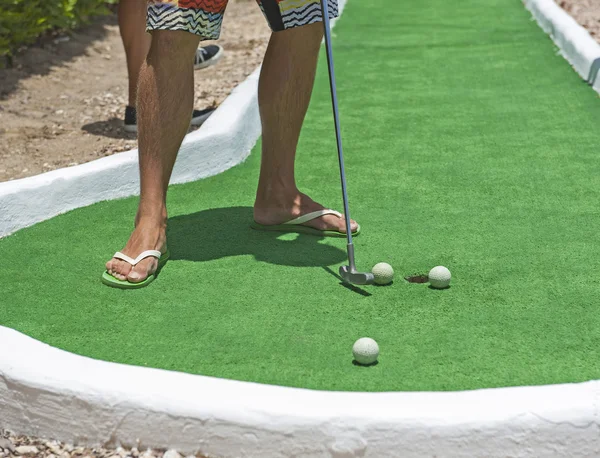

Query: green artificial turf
[2,0,600,392]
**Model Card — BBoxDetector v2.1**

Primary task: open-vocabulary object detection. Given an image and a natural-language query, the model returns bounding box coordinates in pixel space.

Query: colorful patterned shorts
[147,0,339,40]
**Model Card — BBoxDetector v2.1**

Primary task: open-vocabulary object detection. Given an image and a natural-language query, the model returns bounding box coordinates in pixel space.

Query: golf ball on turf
[372,262,394,285]
[429,266,451,289]
[352,337,379,365]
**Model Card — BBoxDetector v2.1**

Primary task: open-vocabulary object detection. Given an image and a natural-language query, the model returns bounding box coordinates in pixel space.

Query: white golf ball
[372,262,394,285]
[352,337,379,365]
[429,266,451,289]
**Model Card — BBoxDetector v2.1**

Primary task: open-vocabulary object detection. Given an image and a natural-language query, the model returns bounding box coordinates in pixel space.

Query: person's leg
[106,30,201,282]
[253,21,358,233]
[118,0,150,108]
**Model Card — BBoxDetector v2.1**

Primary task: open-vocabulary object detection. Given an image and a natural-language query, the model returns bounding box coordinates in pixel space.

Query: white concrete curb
[524,0,600,93]
[0,67,261,238]
[2,326,600,458]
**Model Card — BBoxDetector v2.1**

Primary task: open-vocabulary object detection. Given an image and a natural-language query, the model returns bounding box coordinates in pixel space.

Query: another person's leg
[253,1,358,234]
[118,0,149,109]
[117,0,222,133]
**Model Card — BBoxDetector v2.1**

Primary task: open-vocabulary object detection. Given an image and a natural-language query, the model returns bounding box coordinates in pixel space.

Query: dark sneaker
[193,45,224,70]
[123,106,216,133]
[124,105,137,133]
[190,107,216,126]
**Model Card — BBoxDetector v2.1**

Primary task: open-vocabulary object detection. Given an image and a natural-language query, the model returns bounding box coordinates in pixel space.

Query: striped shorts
[147,0,339,40]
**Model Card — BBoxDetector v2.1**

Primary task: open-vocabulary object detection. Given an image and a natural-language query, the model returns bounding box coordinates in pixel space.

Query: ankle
[256,183,300,205]
[135,209,167,228]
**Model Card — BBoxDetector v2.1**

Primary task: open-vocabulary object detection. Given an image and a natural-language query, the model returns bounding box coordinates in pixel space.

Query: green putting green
[3,0,600,392]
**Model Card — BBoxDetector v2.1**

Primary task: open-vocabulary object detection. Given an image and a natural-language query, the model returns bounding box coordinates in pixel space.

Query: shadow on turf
[322,267,372,297]
[167,206,348,268]
[352,360,378,367]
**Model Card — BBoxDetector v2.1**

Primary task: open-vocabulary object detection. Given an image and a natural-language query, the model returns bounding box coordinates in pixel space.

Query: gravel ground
[0,431,205,458]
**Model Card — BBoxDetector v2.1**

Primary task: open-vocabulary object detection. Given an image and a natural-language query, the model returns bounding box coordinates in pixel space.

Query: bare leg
[253,23,358,233]
[106,31,200,282]
[118,0,151,107]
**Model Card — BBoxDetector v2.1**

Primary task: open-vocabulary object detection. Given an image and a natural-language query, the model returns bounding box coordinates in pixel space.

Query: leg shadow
[81,118,137,140]
[167,206,348,267]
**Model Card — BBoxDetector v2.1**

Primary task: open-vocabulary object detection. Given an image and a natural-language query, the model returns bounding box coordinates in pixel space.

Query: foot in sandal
[103,217,168,289]
[253,191,359,237]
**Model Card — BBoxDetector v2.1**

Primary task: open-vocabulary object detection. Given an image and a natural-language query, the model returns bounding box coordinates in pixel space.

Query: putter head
[339,265,375,285]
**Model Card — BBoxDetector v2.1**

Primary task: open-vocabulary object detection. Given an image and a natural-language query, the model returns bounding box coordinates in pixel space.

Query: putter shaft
[320,0,373,285]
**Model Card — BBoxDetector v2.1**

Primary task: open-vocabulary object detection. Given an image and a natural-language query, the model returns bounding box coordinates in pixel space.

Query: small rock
[163,450,182,458]
[16,445,39,455]
[55,110,64,115]
[140,449,154,458]
[44,441,59,450]
[0,439,15,453]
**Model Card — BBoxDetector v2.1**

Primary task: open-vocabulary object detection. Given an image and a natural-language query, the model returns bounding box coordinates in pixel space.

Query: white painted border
[2,326,599,457]
[524,0,600,93]
[4,1,600,456]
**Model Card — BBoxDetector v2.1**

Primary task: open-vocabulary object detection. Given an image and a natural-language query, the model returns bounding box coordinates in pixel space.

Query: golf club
[320,0,374,286]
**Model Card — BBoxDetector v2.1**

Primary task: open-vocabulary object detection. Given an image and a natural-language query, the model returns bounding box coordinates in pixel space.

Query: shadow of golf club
[322,266,372,296]
[167,206,348,268]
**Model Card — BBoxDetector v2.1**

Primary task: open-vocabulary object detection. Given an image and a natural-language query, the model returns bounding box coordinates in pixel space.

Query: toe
[123,261,134,276]
[335,215,358,234]
[127,270,144,283]
[111,259,132,281]
[106,258,118,274]
[127,258,157,283]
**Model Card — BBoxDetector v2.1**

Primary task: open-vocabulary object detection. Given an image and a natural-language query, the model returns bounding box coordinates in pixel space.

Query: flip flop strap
[284,209,343,226]
[113,250,162,266]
